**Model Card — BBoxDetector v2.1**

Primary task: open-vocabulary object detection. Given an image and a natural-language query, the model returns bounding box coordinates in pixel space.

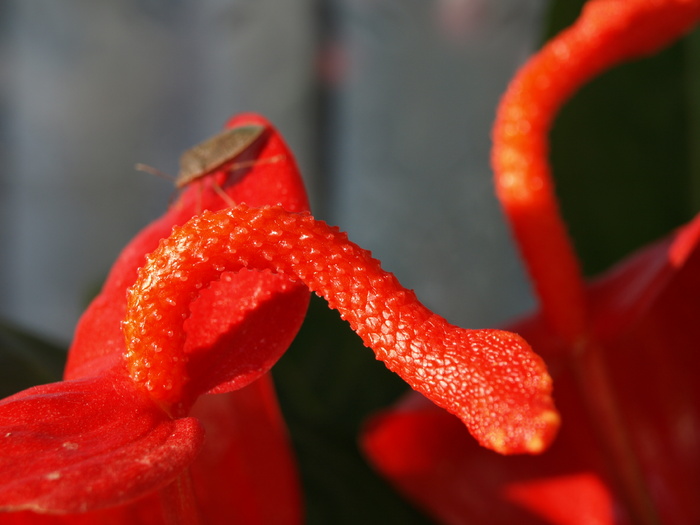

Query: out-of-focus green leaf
[0,320,66,398]
[545,0,699,276]
[273,294,431,525]
[687,29,700,210]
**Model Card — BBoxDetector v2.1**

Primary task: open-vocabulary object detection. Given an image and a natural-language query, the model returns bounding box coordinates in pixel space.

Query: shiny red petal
[183,272,309,397]
[0,374,203,514]
[65,114,310,406]
[0,495,163,525]
[189,376,302,525]
[0,376,302,524]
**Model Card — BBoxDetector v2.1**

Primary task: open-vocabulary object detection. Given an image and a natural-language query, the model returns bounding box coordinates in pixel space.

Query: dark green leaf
[546,1,700,276]
[0,320,67,398]
[273,295,431,524]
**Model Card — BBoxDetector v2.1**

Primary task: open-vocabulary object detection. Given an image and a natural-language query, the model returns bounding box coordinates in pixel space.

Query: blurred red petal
[588,213,700,340]
[361,379,621,524]
[591,235,700,524]
[504,473,616,525]
[362,213,700,524]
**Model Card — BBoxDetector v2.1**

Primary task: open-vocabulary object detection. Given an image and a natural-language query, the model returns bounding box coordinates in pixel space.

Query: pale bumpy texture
[123,205,559,454]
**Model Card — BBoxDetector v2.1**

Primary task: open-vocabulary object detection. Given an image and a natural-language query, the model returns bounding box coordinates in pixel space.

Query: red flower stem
[492,0,700,346]
[123,204,560,455]
[159,470,202,525]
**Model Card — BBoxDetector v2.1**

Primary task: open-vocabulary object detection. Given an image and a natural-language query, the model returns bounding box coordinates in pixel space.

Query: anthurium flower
[0,93,567,525]
[0,114,310,523]
[361,0,700,524]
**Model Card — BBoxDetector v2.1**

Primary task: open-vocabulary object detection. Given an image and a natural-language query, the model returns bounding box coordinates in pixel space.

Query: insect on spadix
[176,124,266,188]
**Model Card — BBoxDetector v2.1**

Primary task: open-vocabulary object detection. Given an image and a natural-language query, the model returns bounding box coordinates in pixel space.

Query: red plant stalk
[492,0,700,346]
[362,0,700,524]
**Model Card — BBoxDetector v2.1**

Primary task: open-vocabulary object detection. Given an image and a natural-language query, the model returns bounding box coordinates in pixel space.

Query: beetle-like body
[176,124,265,188]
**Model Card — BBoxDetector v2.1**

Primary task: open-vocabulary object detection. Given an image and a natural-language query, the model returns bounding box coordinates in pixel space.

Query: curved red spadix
[123,205,559,455]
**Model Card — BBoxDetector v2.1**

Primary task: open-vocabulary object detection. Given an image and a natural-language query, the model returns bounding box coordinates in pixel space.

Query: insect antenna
[134,163,176,183]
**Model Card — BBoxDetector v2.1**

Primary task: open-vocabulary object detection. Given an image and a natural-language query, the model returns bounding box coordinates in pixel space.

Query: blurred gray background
[0,0,543,344]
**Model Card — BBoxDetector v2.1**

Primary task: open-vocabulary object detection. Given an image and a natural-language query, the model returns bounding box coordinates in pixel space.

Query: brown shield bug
[175,124,266,188]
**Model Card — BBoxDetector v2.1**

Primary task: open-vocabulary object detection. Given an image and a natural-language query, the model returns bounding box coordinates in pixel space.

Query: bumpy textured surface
[124,204,559,454]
